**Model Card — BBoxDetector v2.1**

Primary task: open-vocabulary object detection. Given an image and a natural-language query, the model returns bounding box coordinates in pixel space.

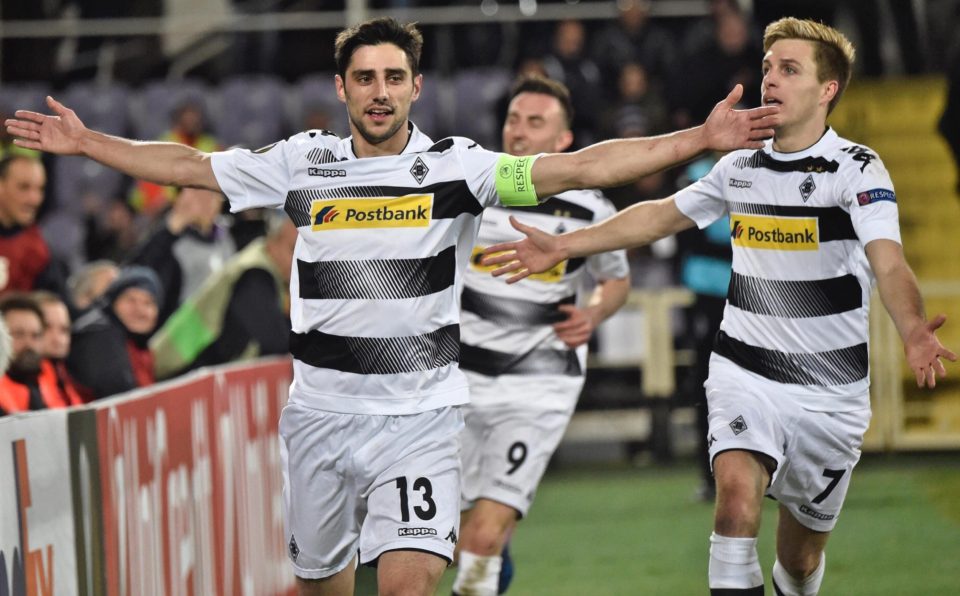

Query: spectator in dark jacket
[68,266,162,400]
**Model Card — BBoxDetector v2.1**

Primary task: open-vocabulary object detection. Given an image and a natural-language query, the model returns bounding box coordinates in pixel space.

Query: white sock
[708,532,764,590]
[773,553,825,596]
[452,551,502,596]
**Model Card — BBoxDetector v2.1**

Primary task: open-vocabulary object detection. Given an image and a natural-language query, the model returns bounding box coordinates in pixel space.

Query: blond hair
[763,17,855,113]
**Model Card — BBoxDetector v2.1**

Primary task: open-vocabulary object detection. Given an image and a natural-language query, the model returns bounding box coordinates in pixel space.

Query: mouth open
[366,106,394,123]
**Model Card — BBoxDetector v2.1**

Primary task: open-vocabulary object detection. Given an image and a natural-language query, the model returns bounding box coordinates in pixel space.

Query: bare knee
[777,549,823,581]
[713,451,771,537]
[460,501,517,556]
[378,550,447,596]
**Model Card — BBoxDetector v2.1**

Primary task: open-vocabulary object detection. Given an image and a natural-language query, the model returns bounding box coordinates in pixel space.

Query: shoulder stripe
[462,286,575,326]
[728,272,862,318]
[714,330,867,386]
[426,138,455,153]
[733,151,840,174]
[727,202,856,242]
[290,324,460,375]
[506,196,596,222]
[298,245,455,300]
[459,342,581,377]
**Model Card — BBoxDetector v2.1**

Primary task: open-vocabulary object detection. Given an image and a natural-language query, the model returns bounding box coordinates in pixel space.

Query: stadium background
[1,0,959,594]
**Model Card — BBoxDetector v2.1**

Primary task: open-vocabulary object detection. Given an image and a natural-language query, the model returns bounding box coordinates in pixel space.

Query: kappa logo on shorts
[398,527,438,538]
[288,534,300,561]
[446,527,458,545]
[729,415,748,435]
[799,504,835,521]
[707,433,717,448]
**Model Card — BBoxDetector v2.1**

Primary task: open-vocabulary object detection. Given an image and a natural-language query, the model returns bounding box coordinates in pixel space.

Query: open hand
[904,314,957,388]
[480,216,566,284]
[4,96,88,155]
[702,84,781,151]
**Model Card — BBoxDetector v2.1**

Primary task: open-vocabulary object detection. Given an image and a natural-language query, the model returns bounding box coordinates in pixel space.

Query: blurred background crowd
[2,0,959,416]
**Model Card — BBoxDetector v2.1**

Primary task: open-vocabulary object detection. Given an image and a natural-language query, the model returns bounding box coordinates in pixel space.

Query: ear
[335,74,347,104]
[411,73,423,103]
[821,80,839,108]
[555,129,574,153]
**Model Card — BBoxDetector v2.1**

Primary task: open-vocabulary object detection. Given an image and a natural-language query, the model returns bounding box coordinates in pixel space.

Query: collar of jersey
[340,121,434,160]
[765,126,837,161]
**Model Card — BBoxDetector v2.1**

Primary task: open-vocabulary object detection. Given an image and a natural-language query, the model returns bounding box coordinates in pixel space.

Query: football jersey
[211,124,515,415]
[675,128,901,411]
[460,190,629,411]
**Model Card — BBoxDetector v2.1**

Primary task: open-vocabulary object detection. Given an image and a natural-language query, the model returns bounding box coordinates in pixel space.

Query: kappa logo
[446,527,458,545]
[308,167,347,177]
[410,156,430,184]
[729,178,752,189]
[310,195,433,231]
[799,174,816,202]
[729,415,748,435]
[707,433,717,448]
[288,534,300,561]
[841,145,878,173]
[799,504,835,521]
[730,214,818,251]
[398,527,438,538]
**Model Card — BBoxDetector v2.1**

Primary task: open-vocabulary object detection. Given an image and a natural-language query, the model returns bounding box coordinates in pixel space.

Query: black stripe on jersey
[426,138,455,153]
[714,330,868,386]
[284,180,483,228]
[459,343,582,377]
[298,245,455,300]
[734,150,840,174]
[461,286,575,325]
[505,196,595,222]
[305,148,339,165]
[728,202,857,242]
[290,324,460,375]
[567,257,586,274]
[728,272,863,318]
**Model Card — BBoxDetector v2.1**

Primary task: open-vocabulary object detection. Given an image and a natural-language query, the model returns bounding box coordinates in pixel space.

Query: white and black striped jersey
[211,123,515,415]
[675,128,901,411]
[460,191,629,412]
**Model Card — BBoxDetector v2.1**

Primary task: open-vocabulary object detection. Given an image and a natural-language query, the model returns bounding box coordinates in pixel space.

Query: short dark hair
[334,18,424,78]
[0,155,41,179]
[508,75,574,129]
[0,292,44,326]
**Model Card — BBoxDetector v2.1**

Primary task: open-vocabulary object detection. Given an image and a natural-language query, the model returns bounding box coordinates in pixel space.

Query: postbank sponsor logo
[310,195,433,230]
[730,214,818,251]
[470,245,566,283]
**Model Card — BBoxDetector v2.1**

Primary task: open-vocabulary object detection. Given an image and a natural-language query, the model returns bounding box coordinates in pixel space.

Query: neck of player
[771,116,829,154]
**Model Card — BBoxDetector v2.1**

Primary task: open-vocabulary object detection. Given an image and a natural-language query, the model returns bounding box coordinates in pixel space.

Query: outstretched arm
[530,85,778,198]
[866,239,957,387]
[483,196,695,283]
[5,96,220,191]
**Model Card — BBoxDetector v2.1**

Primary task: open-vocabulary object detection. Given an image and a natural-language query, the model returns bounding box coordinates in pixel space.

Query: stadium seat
[291,73,348,137]
[129,78,216,141]
[0,83,51,116]
[62,82,131,136]
[451,67,511,148]
[217,74,288,149]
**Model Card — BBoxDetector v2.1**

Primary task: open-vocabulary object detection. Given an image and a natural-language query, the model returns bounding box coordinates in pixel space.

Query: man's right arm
[5,96,220,191]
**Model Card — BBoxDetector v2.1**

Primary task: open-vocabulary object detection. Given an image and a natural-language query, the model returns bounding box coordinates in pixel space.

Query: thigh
[279,404,365,579]
[460,404,491,508]
[467,405,570,518]
[377,550,448,596]
[359,406,464,567]
[770,406,870,532]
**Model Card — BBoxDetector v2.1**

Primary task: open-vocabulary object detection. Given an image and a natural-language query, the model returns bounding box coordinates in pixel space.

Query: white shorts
[278,403,463,579]
[705,355,871,532]
[460,401,571,518]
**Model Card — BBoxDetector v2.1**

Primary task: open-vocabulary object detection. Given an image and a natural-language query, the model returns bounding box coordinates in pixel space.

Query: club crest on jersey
[470,246,566,282]
[310,195,433,231]
[799,174,816,202]
[730,214,818,251]
[410,156,430,184]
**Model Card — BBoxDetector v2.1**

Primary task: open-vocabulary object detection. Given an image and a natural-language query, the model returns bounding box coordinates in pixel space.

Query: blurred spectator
[590,0,678,101]
[681,0,747,58]
[0,293,80,416]
[0,315,10,377]
[151,216,297,379]
[68,266,162,400]
[0,155,64,295]
[130,187,236,326]
[67,259,119,315]
[602,61,669,141]
[84,195,142,262]
[543,20,603,147]
[674,10,762,128]
[33,290,85,405]
[128,100,221,215]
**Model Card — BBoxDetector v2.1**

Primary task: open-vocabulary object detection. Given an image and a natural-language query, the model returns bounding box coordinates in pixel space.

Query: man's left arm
[553,276,631,349]
[866,239,956,387]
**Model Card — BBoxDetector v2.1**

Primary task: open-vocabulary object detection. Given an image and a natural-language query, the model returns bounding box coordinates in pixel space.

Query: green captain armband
[495,154,540,206]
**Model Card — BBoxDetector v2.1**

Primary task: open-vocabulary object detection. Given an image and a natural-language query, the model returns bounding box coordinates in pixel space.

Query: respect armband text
[494,154,540,206]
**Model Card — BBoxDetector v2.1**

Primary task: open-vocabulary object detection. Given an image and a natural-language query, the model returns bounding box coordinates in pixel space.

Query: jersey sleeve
[453,141,514,209]
[673,157,729,229]
[211,136,302,212]
[585,197,630,280]
[839,148,901,246]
